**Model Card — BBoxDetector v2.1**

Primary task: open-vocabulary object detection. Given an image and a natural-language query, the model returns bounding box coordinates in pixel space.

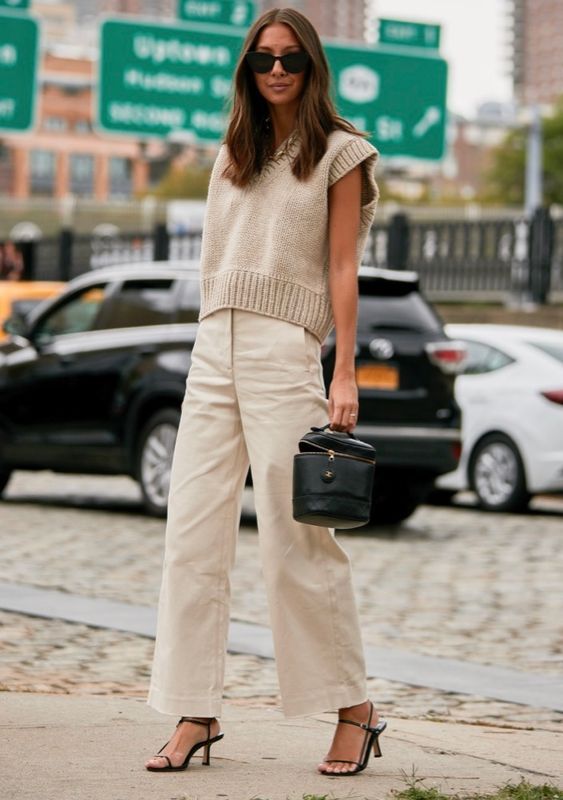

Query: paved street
[1,470,562,730]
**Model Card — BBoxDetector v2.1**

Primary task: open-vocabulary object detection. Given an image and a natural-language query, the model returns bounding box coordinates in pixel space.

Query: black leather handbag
[292,424,376,529]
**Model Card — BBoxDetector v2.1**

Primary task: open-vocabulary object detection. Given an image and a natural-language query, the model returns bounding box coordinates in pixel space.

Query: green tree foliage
[485,99,563,206]
[151,163,212,200]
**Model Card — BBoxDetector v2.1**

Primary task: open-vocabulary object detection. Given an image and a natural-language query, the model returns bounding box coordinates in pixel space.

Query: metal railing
[4,209,562,304]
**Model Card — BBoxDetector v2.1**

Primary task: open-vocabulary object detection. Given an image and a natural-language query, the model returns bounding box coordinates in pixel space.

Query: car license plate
[356,363,399,390]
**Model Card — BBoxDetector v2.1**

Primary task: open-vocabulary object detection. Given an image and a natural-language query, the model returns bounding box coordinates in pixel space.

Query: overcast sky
[373,0,514,117]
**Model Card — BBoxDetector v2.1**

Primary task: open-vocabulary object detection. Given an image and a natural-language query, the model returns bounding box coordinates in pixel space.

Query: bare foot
[317,699,378,775]
[145,717,221,770]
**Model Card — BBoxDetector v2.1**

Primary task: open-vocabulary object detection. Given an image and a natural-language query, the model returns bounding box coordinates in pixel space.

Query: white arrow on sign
[412,106,441,138]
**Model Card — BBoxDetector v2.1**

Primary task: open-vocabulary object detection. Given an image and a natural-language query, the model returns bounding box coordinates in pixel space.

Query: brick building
[509,0,563,106]
[257,0,369,42]
[54,0,371,45]
[0,1,373,200]
[0,49,160,200]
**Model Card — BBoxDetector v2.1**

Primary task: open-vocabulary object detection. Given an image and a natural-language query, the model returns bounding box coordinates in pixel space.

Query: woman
[145,6,386,777]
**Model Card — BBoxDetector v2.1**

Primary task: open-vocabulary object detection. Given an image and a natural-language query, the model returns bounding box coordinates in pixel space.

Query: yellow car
[0,282,66,341]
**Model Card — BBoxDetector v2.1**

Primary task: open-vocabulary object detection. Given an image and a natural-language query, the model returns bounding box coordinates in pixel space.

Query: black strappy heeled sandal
[319,701,387,777]
[146,716,224,772]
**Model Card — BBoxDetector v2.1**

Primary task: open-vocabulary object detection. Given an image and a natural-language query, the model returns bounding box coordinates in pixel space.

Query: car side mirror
[3,312,31,339]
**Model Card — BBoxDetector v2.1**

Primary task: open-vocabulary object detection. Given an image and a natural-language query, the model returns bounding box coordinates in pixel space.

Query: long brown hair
[221,7,369,187]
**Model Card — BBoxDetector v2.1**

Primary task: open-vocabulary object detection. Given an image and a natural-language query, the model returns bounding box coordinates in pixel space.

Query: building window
[30,150,56,196]
[109,157,132,198]
[43,116,67,132]
[74,119,92,134]
[70,154,94,197]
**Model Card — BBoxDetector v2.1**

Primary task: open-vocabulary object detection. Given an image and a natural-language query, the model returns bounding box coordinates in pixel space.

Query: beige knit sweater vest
[198,128,379,342]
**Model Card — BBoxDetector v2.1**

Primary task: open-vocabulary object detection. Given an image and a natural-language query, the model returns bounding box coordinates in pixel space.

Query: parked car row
[0,261,465,523]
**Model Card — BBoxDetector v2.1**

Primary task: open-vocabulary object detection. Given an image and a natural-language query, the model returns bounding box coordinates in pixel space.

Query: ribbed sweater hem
[199,270,334,342]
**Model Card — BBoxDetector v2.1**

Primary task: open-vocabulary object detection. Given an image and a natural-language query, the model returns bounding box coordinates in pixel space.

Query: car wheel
[136,409,180,517]
[0,466,12,497]
[469,434,530,512]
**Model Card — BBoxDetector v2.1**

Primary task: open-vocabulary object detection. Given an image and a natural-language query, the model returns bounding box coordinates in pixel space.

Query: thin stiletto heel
[372,730,383,758]
[146,716,224,772]
[319,701,387,777]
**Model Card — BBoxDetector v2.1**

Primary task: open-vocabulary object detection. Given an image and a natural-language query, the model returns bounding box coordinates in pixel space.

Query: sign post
[177,0,255,28]
[325,40,447,160]
[0,11,39,132]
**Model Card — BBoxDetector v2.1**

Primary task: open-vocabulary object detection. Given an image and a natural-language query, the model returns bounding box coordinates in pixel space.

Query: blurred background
[0,0,561,299]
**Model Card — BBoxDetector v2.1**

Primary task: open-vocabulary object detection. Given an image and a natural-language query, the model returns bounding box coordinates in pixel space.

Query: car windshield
[34,285,108,341]
[528,341,563,365]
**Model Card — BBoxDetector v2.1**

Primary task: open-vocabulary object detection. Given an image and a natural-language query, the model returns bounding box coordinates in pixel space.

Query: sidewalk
[3,692,562,800]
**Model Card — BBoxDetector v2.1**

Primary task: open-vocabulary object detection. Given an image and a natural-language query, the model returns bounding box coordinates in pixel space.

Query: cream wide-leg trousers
[147,308,368,718]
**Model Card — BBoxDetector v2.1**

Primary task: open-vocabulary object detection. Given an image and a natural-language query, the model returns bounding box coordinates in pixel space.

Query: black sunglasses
[245,50,310,74]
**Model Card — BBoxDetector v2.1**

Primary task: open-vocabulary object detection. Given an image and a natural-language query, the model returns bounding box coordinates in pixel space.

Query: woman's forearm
[329,262,358,378]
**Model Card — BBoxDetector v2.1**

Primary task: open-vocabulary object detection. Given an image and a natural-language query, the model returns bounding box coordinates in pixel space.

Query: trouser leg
[147,309,249,717]
[233,310,368,717]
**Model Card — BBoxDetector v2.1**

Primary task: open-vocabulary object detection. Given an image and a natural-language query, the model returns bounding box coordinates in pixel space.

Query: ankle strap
[177,716,214,727]
[338,718,379,733]
[338,701,375,733]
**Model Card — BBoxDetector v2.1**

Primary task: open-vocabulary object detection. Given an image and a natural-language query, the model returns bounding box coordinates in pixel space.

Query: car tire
[469,434,530,512]
[0,466,12,497]
[136,408,180,517]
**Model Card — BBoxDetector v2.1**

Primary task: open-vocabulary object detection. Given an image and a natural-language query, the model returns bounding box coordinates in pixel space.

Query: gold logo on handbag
[292,424,376,529]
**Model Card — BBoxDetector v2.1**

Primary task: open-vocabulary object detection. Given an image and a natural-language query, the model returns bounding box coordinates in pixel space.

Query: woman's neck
[267,106,298,149]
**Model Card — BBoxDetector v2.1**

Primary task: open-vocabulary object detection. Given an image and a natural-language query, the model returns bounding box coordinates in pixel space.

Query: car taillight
[425,341,467,375]
[451,441,462,462]
[541,390,563,406]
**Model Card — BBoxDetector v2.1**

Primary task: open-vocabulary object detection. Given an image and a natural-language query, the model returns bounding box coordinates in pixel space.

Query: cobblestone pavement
[1,471,562,730]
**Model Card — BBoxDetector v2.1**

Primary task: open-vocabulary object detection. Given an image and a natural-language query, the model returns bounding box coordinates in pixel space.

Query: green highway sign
[0,0,30,10]
[378,18,441,50]
[97,17,447,160]
[98,18,245,141]
[325,41,447,160]
[177,0,255,27]
[0,12,39,132]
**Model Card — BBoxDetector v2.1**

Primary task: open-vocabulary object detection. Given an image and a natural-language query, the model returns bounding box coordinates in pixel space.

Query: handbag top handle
[310,423,358,441]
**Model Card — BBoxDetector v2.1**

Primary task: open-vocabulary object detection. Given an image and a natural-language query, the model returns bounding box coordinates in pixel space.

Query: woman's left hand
[328,373,359,432]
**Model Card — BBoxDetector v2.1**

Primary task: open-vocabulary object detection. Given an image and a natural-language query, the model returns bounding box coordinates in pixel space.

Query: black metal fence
[5,208,563,303]
[363,209,561,302]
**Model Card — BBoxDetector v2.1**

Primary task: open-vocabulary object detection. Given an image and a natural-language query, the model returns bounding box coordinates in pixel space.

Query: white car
[436,324,563,511]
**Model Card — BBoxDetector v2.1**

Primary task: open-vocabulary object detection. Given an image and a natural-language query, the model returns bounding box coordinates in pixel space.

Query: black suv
[0,261,463,523]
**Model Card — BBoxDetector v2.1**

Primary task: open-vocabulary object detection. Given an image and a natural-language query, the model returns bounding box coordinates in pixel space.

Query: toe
[145,755,167,769]
[319,761,355,775]
[318,762,339,775]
